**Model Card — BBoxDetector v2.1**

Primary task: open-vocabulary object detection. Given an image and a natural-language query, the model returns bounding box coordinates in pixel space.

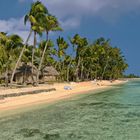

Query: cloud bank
[18,0,140,25]
[40,0,140,22]
[0,17,34,44]
[1,0,140,42]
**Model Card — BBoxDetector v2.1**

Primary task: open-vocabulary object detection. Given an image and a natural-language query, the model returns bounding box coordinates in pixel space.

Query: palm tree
[10,29,32,84]
[10,1,48,85]
[56,36,68,81]
[71,34,88,81]
[100,39,111,80]
[0,32,23,86]
[108,47,128,79]
[38,39,55,66]
[64,55,73,82]
[24,1,48,75]
[36,15,62,83]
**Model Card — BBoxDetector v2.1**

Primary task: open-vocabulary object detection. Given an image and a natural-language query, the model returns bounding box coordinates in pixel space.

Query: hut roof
[42,66,59,76]
[0,63,37,80]
[15,63,37,75]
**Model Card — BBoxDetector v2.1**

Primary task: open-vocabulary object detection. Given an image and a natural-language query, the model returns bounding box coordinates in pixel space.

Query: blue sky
[0,0,140,75]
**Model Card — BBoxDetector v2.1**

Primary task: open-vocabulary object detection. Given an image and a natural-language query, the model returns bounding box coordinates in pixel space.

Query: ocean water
[0,80,140,140]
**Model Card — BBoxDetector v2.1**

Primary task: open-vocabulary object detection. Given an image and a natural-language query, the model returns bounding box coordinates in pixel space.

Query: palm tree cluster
[57,35,128,82]
[0,1,128,86]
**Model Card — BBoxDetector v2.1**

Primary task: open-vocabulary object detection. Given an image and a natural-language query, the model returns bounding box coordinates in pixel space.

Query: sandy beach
[0,80,126,113]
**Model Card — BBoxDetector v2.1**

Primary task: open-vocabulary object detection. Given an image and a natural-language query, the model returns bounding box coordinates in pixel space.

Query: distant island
[123,74,140,78]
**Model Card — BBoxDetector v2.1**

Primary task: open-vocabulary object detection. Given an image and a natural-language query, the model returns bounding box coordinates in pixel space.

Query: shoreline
[0,80,127,116]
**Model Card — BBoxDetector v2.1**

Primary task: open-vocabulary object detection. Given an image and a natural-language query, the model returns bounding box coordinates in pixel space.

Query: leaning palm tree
[10,1,48,84]
[24,1,48,74]
[36,15,62,83]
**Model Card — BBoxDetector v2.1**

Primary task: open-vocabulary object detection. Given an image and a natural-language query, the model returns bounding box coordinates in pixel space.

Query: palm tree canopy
[24,1,48,33]
[41,15,62,33]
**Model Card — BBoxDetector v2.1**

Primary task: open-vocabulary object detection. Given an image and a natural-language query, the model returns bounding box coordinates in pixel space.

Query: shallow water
[0,80,140,140]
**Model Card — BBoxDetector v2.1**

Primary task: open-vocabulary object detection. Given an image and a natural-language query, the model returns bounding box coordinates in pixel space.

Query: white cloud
[41,0,140,16]
[60,17,81,30]
[0,17,34,44]
[39,0,140,23]
[0,16,78,45]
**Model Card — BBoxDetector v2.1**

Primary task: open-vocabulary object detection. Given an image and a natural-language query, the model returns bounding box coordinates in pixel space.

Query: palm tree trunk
[66,66,69,82]
[75,56,81,82]
[5,68,9,87]
[80,62,84,80]
[95,66,98,79]
[32,31,36,73]
[101,60,109,80]
[31,31,36,84]
[95,60,99,79]
[58,58,62,81]
[66,60,72,82]
[86,71,90,80]
[36,32,49,84]
[10,29,32,85]
[62,60,65,81]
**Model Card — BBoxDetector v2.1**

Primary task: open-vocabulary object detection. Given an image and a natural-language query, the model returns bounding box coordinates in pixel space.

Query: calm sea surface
[0,80,140,140]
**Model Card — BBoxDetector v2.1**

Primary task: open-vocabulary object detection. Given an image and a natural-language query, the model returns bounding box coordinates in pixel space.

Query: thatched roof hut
[42,66,59,76]
[0,64,59,84]
[0,63,38,84]
[40,66,59,82]
[15,63,37,76]
[14,63,37,84]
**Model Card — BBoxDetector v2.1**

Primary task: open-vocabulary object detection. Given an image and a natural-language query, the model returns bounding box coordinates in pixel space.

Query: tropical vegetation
[0,1,128,86]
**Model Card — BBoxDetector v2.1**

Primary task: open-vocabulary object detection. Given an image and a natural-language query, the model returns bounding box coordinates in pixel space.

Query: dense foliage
[0,1,128,86]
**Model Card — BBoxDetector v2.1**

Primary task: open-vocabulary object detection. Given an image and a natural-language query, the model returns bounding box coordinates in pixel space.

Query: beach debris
[0,88,56,100]
[64,86,72,90]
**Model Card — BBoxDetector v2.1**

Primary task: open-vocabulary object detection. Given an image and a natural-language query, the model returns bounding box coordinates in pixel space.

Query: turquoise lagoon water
[0,80,140,140]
